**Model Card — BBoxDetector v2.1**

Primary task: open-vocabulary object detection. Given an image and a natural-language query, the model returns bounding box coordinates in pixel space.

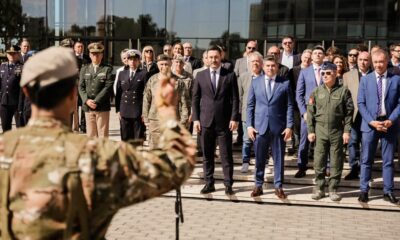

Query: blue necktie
[377,75,383,116]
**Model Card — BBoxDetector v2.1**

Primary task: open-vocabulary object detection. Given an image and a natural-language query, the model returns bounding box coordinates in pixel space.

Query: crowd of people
[1,36,400,204]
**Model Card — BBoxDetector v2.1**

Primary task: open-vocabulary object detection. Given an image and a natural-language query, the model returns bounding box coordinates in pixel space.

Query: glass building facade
[1,0,399,65]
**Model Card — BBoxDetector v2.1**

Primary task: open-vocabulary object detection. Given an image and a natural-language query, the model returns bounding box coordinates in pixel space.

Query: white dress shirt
[281,51,294,69]
[209,66,222,89]
[265,75,276,97]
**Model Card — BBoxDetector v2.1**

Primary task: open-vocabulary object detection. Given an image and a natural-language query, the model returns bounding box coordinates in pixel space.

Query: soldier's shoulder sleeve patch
[308,95,315,105]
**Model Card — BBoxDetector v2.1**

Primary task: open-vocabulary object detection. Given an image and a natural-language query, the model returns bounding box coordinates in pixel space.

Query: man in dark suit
[74,40,91,133]
[287,49,312,154]
[192,46,239,195]
[267,46,289,79]
[357,49,400,204]
[279,35,301,70]
[115,50,146,141]
[183,42,202,70]
[247,56,293,199]
[0,45,23,132]
[295,45,326,178]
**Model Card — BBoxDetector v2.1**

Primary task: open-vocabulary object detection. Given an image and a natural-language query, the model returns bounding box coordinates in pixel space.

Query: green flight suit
[307,82,353,191]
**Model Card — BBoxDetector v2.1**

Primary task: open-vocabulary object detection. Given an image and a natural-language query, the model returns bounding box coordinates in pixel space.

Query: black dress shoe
[383,193,399,204]
[344,169,359,180]
[251,187,263,197]
[225,186,234,195]
[200,184,215,194]
[358,192,369,203]
[294,169,306,178]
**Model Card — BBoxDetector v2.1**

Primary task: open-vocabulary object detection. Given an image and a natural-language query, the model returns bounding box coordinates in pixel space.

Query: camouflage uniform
[0,116,194,239]
[175,70,193,128]
[142,73,189,149]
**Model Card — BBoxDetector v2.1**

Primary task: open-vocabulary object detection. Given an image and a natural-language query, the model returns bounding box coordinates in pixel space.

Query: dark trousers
[0,105,18,132]
[348,116,362,170]
[297,118,310,170]
[201,124,233,186]
[236,119,243,143]
[120,116,145,141]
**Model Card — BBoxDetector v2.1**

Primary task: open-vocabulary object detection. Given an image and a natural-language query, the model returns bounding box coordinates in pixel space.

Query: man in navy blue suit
[247,55,293,199]
[295,45,325,178]
[357,49,400,204]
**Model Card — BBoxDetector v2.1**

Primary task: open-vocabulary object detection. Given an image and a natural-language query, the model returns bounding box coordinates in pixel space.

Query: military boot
[311,189,325,200]
[329,190,342,201]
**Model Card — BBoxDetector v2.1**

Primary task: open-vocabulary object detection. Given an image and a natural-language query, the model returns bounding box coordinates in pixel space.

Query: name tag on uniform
[98,73,106,77]
[331,95,340,100]
[318,94,325,99]
[85,73,91,76]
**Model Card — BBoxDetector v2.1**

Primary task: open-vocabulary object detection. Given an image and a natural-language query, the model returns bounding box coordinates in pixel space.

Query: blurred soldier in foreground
[0,46,195,239]
[307,62,353,201]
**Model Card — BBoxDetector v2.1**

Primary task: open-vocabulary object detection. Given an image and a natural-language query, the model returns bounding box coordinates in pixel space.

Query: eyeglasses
[321,71,333,76]
[393,50,400,53]
[145,49,153,53]
[348,53,358,57]
[247,46,256,50]
[283,42,293,45]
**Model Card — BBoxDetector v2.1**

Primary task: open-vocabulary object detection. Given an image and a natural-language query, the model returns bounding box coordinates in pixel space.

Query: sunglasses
[145,49,153,53]
[348,53,358,57]
[247,46,256,50]
[321,71,333,76]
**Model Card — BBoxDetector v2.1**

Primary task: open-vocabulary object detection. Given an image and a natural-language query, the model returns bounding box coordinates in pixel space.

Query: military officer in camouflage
[143,54,189,149]
[307,62,353,201]
[0,46,195,239]
[0,45,24,132]
[79,42,113,138]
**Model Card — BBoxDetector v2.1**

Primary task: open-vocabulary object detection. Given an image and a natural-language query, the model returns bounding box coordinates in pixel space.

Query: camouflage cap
[88,42,104,53]
[20,46,78,87]
[6,45,21,53]
[321,61,337,71]
[126,49,141,59]
[60,38,74,48]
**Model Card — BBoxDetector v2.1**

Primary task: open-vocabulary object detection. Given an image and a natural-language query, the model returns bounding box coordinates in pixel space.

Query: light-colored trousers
[85,111,110,138]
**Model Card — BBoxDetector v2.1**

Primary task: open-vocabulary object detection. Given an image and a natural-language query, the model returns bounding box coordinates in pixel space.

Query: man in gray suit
[234,40,258,145]
[342,51,372,180]
[238,51,263,173]
[234,40,258,78]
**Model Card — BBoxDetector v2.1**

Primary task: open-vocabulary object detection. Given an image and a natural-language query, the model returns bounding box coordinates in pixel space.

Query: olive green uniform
[307,82,353,191]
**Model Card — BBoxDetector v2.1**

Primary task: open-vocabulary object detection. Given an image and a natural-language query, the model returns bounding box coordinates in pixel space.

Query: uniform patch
[97,72,106,77]
[331,94,340,100]
[308,96,314,105]
[318,94,325,99]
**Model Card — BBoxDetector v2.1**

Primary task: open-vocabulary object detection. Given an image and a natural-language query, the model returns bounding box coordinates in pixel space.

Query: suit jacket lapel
[259,75,268,100]
[215,71,225,97]
[269,79,280,101]
[385,73,392,98]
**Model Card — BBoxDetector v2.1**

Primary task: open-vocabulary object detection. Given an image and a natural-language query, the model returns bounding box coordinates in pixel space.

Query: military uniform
[115,67,147,141]
[0,47,24,132]
[175,70,193,128]
[78,43,113,138]
[0,46,195,239]
[307,81,353,193]
[143,73,189,149]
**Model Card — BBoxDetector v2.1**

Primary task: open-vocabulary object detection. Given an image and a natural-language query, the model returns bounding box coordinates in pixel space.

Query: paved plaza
[4,108,400,239]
